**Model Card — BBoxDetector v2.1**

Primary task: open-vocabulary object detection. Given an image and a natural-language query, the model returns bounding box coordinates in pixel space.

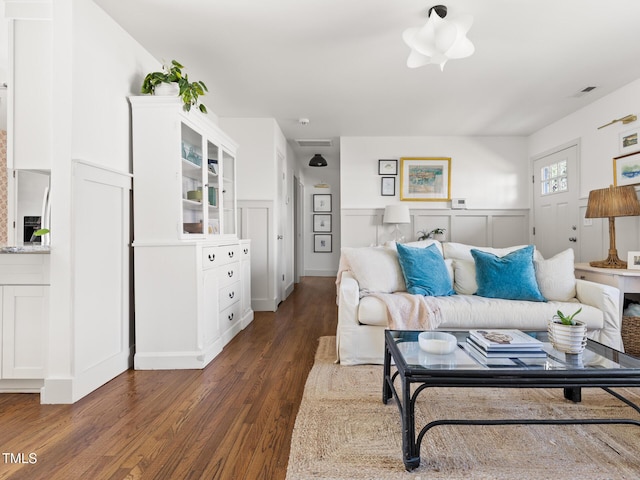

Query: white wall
[528,78,640,262]
[529,78,640,198]
[219,118,278,201]
[41,0,158,403]
[340,136,529,210]
[338,136,530,251]
[302,165,341,276]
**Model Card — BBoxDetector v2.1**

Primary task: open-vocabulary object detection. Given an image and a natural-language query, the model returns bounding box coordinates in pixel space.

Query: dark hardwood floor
[0,276,337,480]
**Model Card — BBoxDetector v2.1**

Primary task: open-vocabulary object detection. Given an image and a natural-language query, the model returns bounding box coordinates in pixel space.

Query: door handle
[277,235,283,240]
[569,237,577,242]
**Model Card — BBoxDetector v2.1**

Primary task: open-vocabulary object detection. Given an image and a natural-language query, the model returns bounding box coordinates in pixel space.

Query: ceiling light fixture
[402,5,474,71]
[309,154,328,167]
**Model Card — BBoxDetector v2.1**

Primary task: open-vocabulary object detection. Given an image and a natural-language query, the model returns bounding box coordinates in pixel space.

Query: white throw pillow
[534,248,576,301]
[385,239,444,256]
[444,243,529,294]
[341,247,406,296]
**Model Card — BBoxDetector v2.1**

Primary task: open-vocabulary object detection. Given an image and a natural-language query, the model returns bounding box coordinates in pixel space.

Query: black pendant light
[309,154,328,167]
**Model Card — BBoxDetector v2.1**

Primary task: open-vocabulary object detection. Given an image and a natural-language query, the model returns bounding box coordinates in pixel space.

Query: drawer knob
[228,313,234,321]
[229,291,235,299]
[228,251,234,258]
[580,275,586,280]
[243,248,249,254]
[228,270,234,277]
[208,254,216,262]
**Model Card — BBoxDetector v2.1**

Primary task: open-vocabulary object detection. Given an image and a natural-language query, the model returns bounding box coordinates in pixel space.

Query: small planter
[154,82,180,96]
[547,319,587,354]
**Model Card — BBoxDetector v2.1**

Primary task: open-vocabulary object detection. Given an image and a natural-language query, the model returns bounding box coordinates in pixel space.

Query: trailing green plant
[141,60,208,113]
[553,307,582,326]
[417,228,446,241]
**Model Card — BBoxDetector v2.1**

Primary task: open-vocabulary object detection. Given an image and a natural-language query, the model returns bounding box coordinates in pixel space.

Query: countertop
[0,245,51,254]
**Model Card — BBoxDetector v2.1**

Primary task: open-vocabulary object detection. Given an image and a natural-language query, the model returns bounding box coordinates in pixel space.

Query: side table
[574,263,640,354]
[574,263,640,318]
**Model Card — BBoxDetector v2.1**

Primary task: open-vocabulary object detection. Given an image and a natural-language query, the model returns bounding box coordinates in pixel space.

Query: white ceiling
[95,0,640,169]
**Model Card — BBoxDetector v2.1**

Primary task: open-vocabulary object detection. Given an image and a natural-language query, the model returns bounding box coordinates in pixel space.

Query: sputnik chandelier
[402,5,474,70]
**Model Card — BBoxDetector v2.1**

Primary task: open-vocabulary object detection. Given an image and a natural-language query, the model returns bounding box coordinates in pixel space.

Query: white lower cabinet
[0,254,49,390]
[134,240,253,370]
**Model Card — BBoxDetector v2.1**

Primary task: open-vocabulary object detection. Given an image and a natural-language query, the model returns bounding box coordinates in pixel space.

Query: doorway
[532,143,579,259]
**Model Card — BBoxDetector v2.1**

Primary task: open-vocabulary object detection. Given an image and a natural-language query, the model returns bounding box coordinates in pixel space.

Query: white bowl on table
[418,331,458,355]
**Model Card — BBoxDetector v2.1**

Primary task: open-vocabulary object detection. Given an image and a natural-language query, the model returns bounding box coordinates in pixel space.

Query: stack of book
[466,329,546,358]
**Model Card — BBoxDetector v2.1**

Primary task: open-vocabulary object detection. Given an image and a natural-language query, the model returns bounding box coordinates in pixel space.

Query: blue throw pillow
[396,243,455,296]
[470,245,546,302]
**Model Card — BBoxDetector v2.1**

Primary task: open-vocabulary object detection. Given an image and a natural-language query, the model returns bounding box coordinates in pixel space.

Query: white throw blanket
[368,292,443,330]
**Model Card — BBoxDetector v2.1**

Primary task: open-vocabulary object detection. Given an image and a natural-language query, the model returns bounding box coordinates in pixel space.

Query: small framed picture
[313,214,331,232]
[620,128,640,155]
[314,234,332,253]
[613,151,640,187]
[313,194,332,212]
[378,159,398,175]
[381,177,395,196]
[628,251,640,270]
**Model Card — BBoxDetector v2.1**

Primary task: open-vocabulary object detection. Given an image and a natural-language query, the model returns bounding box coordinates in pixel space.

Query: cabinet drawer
[218,262,240,287]
[219,281,240,311]
[202,244,239,269]
[218,245,240,265]
[0,255,50,285]
[220,300,241,326]
[202,247,221,269]
[575,270,618,289]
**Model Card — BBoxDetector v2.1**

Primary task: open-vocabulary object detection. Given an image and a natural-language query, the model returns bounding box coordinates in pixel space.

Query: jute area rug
[286,336,640,480]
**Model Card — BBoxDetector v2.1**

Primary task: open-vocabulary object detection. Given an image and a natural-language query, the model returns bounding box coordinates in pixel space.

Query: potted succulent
[417,228,446,242]
[548,307,587,354]
[141,60,208,113]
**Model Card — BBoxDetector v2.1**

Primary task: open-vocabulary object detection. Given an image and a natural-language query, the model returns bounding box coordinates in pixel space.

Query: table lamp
[585,184,640,268]
[383,204,411,242]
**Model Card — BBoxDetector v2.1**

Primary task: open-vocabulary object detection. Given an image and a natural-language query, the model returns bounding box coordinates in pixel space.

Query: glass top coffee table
[383,329,640,471]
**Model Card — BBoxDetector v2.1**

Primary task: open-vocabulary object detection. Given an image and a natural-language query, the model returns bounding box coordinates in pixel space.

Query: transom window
[540,159,567,195]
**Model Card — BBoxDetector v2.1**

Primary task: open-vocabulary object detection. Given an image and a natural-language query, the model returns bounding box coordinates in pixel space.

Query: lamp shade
[309,154,328,167]
[383,204,411,224]
[585,185,640,218]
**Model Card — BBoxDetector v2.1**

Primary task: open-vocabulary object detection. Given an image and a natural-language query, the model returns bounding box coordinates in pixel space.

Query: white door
[533,145,579,259]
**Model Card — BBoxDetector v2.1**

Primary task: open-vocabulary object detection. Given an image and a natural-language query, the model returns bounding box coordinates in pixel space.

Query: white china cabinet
[129,96,252,369]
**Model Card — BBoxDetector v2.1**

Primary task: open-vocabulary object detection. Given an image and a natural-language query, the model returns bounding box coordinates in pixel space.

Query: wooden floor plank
[0,276,337,480]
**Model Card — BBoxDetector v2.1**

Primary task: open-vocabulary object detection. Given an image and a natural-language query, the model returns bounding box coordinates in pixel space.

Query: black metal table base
[383,346,640,471]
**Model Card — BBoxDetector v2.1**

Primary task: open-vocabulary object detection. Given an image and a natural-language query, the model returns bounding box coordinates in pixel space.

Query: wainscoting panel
[341,208,530,248]
[238,200,276,311]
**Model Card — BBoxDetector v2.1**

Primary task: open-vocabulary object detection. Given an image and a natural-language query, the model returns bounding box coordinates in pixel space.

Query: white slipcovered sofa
[336,240,622,365]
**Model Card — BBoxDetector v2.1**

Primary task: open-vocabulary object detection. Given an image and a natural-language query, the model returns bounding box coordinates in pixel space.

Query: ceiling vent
[295,139,333,148]
[571,86,598,98]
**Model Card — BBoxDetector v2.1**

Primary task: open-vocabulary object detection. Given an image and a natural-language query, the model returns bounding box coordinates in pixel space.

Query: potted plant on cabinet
[141,60,208,113]
[548,307,587,354]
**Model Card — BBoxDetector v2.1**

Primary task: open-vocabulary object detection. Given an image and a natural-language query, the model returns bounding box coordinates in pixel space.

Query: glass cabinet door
[180,123,204,236]
[221,149,236,235]
[205,140,220,235]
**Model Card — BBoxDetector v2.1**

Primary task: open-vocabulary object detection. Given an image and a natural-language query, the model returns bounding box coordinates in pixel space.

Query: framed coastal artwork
[613,151,640,187]
[619,128,640,155]
[399,157,451,201]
